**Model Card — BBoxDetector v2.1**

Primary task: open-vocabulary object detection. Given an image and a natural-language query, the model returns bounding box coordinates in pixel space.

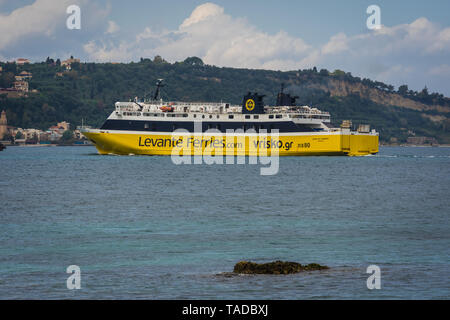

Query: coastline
[380,144,450,147]
[5,143,92,147]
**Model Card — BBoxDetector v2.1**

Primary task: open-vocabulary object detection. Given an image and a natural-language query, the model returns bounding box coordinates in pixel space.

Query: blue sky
[1,0,450,95]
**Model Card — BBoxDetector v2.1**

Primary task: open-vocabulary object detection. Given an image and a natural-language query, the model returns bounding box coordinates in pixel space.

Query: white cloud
[106,20,120,34]
[83,40,132,62]
[0,0,111,61]
[180,2,223,28]
[321,33,348,55]
[0,0,72,50]
[429,64,450,76]
[80,4,450,95]
[84,2,311,69]
[312,18,450,93]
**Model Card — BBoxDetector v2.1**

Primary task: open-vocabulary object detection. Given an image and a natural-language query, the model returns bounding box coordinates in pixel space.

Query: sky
[1,0,450,95]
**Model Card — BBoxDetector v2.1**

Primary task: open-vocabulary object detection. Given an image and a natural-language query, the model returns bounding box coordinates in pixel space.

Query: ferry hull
[82,129,378,156]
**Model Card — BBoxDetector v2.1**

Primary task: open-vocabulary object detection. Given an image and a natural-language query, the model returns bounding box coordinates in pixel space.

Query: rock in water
[233,261,328,274]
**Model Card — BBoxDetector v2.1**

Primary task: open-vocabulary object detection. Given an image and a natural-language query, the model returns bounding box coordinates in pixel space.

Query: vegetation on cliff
[0,56,449,143]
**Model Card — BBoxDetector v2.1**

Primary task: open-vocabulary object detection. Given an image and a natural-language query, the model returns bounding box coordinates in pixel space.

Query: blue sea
[0,146,449,299]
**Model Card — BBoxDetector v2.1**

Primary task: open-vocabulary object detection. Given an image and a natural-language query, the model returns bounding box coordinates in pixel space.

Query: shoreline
[380,144,450,147]
[5,143,92,147]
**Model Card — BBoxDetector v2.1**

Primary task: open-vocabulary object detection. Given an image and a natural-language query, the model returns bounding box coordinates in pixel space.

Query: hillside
[1,56,449,143]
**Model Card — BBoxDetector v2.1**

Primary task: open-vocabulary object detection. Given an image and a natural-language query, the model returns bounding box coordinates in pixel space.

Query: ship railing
[267,111,330,118]
[168,101,228,107]
[265,106,329,115]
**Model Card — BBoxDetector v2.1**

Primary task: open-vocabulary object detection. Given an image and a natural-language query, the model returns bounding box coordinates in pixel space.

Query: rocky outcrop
[233,261,329,275]
[329,79,450,112]
[303,78,450,114]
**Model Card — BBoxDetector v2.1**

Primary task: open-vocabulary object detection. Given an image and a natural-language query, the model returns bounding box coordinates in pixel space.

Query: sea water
[0,146,449,299]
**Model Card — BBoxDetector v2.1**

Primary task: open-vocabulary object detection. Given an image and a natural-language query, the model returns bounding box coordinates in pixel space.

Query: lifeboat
[160,106,174,112]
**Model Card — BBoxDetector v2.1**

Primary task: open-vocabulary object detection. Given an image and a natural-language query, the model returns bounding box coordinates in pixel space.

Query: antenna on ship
[153,79,165,101]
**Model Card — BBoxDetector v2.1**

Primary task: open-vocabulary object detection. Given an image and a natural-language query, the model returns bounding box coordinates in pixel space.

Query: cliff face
[282,74,449,142]
[306,79,450,115]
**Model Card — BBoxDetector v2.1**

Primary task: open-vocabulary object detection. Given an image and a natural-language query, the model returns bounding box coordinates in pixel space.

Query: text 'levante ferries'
[81,80,379,156]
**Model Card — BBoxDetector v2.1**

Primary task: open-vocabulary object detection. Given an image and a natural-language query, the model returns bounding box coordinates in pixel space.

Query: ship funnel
[276,84,298,106]
[242,92,265,114]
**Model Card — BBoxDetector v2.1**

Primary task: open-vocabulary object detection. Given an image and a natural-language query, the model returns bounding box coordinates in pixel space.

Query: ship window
[193,114,197,118]
[202,115,205,119]
[209,115,212,119]
[254,115,259,119]
[144,123,149,129]
[229,115,234,119]
[269,115,274,119]
[245,115,251,119]
[217,115,219,119]
[276,115,282,119]
[183,114,188,117]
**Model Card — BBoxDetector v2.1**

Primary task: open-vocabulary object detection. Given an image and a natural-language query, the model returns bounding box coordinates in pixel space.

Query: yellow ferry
[82,80,378,156]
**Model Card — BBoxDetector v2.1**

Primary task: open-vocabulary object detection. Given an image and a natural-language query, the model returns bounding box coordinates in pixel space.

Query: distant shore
[5,143,92,147]
[380,144,450,147]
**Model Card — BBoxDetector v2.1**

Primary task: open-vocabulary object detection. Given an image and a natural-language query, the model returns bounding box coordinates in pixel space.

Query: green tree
[153,55,166,64]
[420,86,429,97]
[61,130,74,142]
[0,72,15,88]
[3,132,14,143]
[332,69,346,76]
[183,57,204,66]
[4,62,17,73]
[398,85,408,95]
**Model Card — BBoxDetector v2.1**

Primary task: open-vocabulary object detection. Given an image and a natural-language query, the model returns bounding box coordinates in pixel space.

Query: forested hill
[1,56,449,143]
